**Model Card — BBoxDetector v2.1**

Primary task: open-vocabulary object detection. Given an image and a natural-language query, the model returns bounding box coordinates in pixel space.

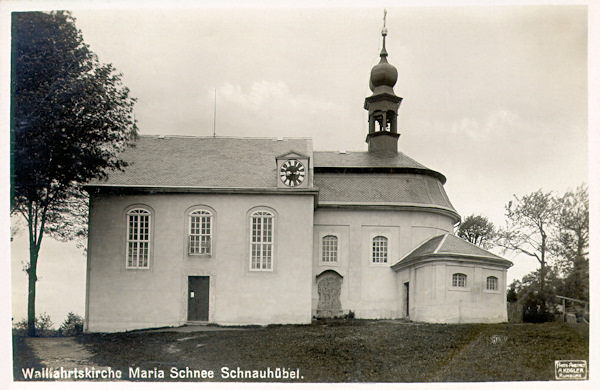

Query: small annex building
[84,26,512,332]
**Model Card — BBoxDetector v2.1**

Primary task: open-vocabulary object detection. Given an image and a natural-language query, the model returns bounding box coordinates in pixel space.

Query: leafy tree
[11,11,137,336]
[497,190,556,294]
[554,184,589,300]
[456,214,496,249]
[14,313,54,337]
[58,312,84,336]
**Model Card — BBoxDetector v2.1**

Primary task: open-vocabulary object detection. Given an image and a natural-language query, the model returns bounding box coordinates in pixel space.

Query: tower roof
[369,19,398,95]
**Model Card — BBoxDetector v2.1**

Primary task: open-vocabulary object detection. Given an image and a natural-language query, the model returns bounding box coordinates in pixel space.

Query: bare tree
[497,189,556,293]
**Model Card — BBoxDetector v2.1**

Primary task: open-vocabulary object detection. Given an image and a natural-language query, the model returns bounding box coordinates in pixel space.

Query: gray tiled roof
[313,151,429,169]
[89,135,312,188]
[314,173,457,216]
[392,234,512,270]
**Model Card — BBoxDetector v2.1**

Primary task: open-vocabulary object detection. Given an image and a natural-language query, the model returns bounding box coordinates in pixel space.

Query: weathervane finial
[382,9,388,35]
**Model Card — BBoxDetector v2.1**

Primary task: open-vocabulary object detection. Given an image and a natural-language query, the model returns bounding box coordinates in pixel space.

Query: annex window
[126,208,151,269]
[322,235,338,263]
[189,210,212,255]
[372,236,388,263]
[486,276,498,291]
[452,273,467,288]
[250,211,274,271]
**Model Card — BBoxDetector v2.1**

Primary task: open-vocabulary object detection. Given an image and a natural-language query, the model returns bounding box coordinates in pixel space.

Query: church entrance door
[188,276,209,321]
[316,271,343,318]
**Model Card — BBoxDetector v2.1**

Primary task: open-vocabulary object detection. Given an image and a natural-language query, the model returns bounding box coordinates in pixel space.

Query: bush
[58,312,84,336]
[13,313,55,337]
[522,292,555,323]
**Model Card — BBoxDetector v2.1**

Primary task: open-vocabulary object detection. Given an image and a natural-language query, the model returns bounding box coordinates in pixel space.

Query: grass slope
[66,320,588,382]
[14,320,589,382]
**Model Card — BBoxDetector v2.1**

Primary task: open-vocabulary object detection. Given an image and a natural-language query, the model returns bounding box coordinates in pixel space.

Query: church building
[83,24,512,333]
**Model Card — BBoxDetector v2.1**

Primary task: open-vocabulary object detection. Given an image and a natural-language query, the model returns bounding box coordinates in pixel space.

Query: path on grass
[25,337,103,370]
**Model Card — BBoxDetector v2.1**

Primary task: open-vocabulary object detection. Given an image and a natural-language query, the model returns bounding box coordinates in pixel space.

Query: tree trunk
[27,246,38,337]
[26,201,43,338]
[539,233,546,294]
[539,261,546,294]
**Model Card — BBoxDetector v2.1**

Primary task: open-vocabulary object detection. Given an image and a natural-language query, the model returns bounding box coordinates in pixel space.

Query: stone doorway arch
[316,270,343,318]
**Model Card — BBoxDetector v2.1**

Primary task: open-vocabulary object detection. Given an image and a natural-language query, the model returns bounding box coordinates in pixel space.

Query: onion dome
[369,27,398,95]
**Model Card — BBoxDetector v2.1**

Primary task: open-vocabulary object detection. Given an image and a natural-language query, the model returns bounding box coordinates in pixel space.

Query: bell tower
[364,11,403,155]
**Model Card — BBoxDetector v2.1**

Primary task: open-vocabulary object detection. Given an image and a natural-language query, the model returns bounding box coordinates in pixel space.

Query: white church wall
[86,192,314,332]
[408,262,508,323]
[312,208,455,319]
[312,224,351,318]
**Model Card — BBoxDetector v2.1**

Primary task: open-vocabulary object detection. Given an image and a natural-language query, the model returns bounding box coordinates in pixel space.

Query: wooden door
[188,276,209,321]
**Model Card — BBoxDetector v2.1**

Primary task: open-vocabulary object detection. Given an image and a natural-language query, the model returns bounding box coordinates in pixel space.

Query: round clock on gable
[279,159,306,187]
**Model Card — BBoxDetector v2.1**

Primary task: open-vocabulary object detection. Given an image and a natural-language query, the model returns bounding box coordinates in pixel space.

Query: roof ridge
[433,233,449,254]
[397,151,429,168]
[442,234,505,259]
[137,134,313,140]
[397,234,444,263]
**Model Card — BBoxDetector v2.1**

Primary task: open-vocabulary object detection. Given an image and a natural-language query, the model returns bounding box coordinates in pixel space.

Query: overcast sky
[5,1,594,328]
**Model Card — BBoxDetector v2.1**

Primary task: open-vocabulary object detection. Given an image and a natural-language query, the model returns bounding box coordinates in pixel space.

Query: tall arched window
[452,273,467,288]
[322,235,338,263]
[126,208,151,269]
[189,209,212,255]
[250,210,274,271]
[372,236,388,263]
[486,276,498,290]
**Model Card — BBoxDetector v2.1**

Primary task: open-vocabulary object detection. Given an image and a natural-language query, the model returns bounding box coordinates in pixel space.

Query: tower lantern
[365,10,403,155]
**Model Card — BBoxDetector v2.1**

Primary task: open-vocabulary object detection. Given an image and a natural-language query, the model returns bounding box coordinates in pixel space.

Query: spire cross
[381,9,388,53]
[383,9,387,29]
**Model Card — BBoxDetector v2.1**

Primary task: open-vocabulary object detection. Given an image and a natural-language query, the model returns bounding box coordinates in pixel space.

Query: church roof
[313,173,458,221]
[313,151,446,183]
[314,151,427,169]
[87,135,313,189]
[391,234,513,271]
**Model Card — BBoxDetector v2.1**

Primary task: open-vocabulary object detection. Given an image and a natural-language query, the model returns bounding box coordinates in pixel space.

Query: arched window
[250,210,274,271]
[452,273,467,288]
[372,236,388,263]
[189,209,212,255]
[486,276,499,290]
[322,235,338,263]
[126,208,151,269]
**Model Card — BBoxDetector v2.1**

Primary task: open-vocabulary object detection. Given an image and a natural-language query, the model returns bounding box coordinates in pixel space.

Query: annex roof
[391,234,513,271]
[87,135,313,189]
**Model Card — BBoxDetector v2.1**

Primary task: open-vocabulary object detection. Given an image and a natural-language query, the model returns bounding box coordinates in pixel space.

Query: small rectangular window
[322,235,338,262]
[486,276,498,290]
[372,236,388,263]
[452,273,467,288]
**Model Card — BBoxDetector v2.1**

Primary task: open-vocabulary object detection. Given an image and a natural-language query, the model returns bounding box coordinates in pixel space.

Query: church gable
[276,150,311,189]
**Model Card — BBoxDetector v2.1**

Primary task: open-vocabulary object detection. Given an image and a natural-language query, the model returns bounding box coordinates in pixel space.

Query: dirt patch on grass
[13,336,114,381]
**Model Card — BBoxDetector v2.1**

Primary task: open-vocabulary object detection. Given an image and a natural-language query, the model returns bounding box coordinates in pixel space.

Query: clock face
[279,159,306,187]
